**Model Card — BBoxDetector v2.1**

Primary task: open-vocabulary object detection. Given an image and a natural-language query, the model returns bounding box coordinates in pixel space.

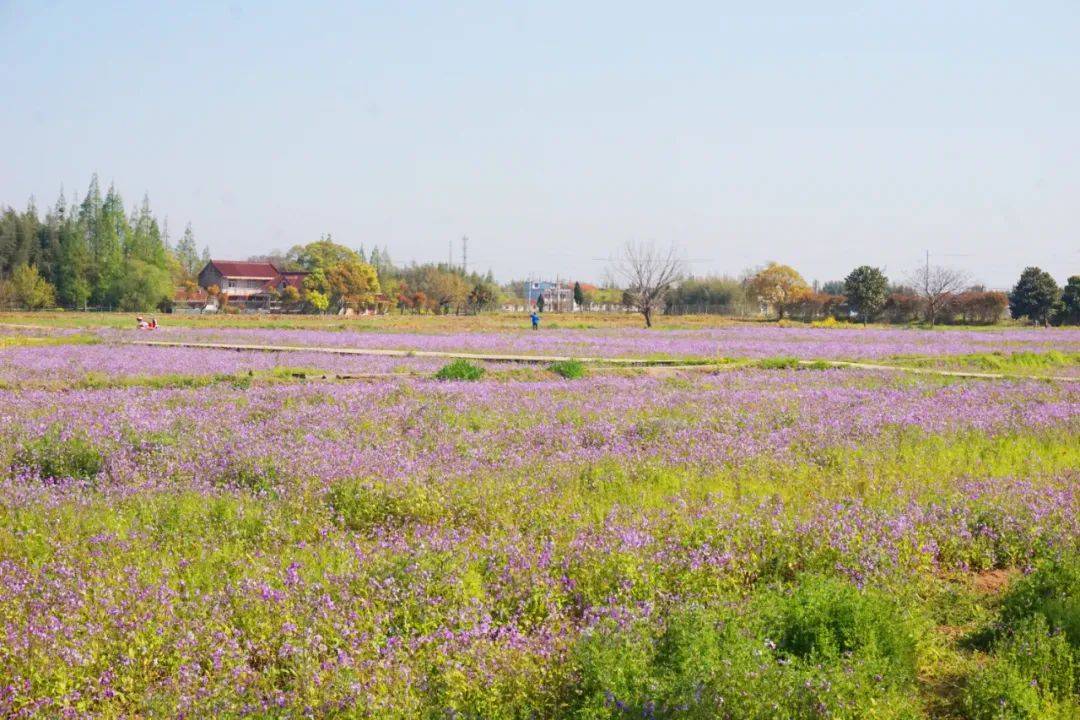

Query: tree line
[661,262,1079,326]
[2,180,1076,325]
[608,241,1078,327]
[0,175,206,311]
[0,175,504,315]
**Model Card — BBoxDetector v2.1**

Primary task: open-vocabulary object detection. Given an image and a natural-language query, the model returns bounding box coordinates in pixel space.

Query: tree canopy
[325,259,380,310]
[747,263,810,320]
[1009,267,1060,326]
[843,266,889,323]
[289,236,359,272]
[1060,276,1080,325]
[0,175,179,311]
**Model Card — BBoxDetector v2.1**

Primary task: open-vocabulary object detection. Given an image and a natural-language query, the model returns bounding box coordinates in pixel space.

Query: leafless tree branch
[611,240,685,327]
[907,264,968,326]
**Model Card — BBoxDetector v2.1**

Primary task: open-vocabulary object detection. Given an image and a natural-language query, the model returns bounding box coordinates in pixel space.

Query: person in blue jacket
[530,311,540,330]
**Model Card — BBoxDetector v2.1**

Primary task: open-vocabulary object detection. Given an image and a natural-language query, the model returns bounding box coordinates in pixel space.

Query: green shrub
[569,619,657,718]
[549,359,588,379]
[218,457,282,492]
[766,575,919,682]
[327,479,441,531]
[964,617,1078,720]
[757,356,800,370]
[14,432,104,481]
[999,558,1080,648]
[565,592,924,720]
[434,359,486,381]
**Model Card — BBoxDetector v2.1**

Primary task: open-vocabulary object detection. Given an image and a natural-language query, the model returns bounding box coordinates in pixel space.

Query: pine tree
[176,223,201,277]
[56,209,90,308]
[126,194,166,266]
[93,184,127,306]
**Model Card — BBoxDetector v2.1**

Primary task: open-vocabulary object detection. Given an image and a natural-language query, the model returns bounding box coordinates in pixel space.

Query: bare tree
[611,241,685,327]
[907,263,968,326]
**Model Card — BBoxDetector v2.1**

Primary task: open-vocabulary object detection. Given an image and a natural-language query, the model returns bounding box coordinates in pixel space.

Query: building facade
[196,260,308,308]
[526,280,574,311]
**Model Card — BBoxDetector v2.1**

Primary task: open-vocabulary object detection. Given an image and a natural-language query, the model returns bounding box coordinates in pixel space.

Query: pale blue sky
[2,1,1078,286]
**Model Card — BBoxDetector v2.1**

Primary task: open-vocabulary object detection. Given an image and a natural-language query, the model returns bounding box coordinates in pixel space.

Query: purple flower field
[1,328,1079,717]
[2,370,1075,489]
[0,343,450,386]
[117,324,1080,360]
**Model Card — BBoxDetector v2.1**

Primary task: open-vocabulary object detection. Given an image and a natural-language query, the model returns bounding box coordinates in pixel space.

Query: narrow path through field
[801,359,1075,382]
[129,339,686,365]
[126,339,1077,381]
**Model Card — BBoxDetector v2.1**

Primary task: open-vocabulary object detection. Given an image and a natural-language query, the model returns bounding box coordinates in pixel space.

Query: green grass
[548,359,588,379]
[756,356,801,370]
[434,358,486,381]
[888,351,1080,377]
[0,333,100,348]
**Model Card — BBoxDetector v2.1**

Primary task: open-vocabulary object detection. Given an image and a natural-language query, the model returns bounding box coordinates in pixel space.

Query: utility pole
[462,235,468,275]
[448,239,453,269]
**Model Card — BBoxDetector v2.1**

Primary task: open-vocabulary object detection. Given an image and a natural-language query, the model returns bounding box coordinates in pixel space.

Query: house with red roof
[197,260,309,307]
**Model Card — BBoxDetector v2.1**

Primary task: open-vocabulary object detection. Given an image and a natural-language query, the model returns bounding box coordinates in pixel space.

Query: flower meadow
[0,344,453,388]
[1,324,1080,718]
[101,324,1080,361]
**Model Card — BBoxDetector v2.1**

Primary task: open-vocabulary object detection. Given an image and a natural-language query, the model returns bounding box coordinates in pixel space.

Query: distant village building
[172,286,210,313]
[526,280,574,312]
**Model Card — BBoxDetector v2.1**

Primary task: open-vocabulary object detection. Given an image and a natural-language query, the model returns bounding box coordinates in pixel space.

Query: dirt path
[810,359,1077,382]
[128,339,689,366]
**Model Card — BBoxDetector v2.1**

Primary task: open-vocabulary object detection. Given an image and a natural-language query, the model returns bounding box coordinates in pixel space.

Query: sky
[2,1,1078,288]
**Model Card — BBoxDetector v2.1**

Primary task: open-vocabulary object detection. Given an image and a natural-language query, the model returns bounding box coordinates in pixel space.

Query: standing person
[530,310,540,330]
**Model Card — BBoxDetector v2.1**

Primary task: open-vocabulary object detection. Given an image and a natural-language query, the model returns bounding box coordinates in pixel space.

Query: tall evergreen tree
[175,223,201,277]
[94,184,127,306]
[37,197,64,285]
[126,194,166,266]
[0,200,43,275]
[56,207,90,308]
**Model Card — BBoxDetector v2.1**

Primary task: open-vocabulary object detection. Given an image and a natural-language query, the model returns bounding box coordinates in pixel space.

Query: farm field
[100,324,1080,362]
[1,316,1079,718]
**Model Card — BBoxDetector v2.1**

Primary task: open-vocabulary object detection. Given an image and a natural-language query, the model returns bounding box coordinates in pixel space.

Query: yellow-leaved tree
[747,263,810,320]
